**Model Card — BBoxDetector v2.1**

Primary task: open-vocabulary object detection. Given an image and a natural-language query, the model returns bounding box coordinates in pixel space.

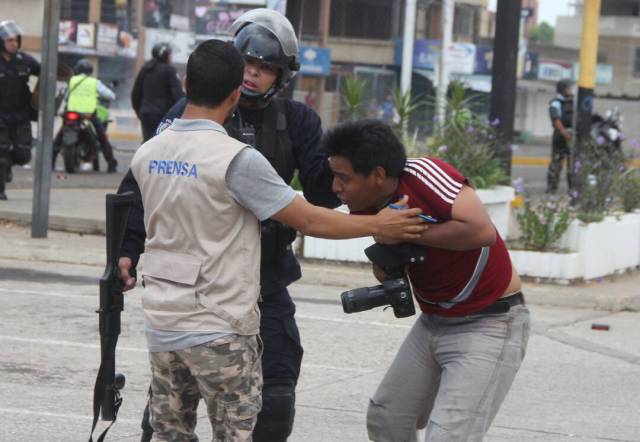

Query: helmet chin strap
[239,83,279,109]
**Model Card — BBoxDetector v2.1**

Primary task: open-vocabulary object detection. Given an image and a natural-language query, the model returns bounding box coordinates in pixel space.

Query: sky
[487,0,574,26]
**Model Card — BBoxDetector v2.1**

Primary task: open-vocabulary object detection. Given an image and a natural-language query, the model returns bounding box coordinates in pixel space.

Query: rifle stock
[90,191,134,441]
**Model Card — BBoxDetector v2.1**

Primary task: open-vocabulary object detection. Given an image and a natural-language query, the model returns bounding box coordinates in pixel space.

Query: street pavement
[0,225,639,441]
[1,141,640,440]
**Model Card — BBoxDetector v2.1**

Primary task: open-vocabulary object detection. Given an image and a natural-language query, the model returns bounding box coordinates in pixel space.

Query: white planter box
[476,185,515,240]
[301,186,515,263]
[510,212,640,281]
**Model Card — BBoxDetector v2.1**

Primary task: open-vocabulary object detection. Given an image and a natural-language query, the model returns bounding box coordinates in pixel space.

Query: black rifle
[89,192,135,442]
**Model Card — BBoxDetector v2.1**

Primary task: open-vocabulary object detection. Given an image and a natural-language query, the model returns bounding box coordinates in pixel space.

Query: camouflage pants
[148,334,263,442]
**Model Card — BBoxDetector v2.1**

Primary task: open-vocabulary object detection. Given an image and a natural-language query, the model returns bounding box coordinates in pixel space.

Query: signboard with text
[299,46,331,76]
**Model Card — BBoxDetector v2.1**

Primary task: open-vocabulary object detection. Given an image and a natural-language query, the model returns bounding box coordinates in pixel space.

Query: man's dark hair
[186,39,244,108]
[323,119,407,177]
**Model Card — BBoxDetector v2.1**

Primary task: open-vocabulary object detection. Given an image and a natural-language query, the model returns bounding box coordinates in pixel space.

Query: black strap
[259,98,291,169]
[88,338,122,442]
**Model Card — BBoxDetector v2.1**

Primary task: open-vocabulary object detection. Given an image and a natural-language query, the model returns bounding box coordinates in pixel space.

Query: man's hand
[372,264,386,283]
[563,130,572,142]
[374,195,428,243]
[118,257,137,291]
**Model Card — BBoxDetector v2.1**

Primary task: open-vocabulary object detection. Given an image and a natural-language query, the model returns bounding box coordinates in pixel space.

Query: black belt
[474,292,525,315]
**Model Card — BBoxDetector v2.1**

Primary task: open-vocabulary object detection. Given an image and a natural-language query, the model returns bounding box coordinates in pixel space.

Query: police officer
[65,59,118,172]
[131,42,184,142]
[547,79,575,193]
[124,9,340,442]
[0,20,39,200]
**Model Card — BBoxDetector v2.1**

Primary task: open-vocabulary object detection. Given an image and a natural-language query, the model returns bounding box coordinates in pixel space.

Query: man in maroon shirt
[323,119,530,442]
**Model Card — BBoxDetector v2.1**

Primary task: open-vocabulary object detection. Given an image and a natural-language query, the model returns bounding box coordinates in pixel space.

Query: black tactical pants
[546,131,573,193]
[0,119,32,166]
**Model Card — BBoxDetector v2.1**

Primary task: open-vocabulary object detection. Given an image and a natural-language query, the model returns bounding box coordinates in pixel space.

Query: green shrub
[615,168,640,213]
[516,197,573,251]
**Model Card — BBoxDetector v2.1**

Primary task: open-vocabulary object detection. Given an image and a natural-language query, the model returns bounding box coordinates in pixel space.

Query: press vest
[131,121,261,335]
[67,75,98,114]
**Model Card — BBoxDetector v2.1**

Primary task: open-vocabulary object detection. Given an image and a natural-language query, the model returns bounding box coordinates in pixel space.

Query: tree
[529,21,554,45]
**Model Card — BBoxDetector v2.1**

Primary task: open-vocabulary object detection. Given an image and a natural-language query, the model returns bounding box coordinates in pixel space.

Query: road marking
[0,335,375,373]
[0,407,139,424]
[0,287,93,299]
[296,314,411,329]
[302,363,372,374]
[0,335,147,353]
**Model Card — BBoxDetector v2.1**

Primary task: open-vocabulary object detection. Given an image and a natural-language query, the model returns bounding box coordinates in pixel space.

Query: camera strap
[434,246,490,309]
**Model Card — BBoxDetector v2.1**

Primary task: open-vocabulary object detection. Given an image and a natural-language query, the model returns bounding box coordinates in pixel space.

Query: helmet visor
[229,9,298,58]
[0,20,23,40]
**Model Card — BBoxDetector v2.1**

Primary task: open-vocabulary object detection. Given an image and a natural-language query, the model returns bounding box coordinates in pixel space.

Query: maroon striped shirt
[398,157,512,316]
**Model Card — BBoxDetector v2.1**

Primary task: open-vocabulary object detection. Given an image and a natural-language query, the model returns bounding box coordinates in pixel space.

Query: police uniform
[121,96,338,441]
[547,93,574,193]
[0,50,39,196]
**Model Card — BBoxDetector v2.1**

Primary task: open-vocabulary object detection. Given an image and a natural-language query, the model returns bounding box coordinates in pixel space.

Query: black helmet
[74,59,94,75]
[152,42,171,61]
[230,9,300,105]
[556,79,572,96]
[0,20,23,52]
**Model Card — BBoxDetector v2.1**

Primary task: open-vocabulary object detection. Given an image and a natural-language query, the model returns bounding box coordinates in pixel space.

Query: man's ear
[372,166,388,184]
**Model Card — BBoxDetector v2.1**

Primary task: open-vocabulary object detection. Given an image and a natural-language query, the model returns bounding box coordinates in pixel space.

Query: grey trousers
[367,304,530,442]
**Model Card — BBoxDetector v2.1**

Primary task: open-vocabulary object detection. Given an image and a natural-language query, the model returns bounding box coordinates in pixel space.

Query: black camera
[341,243,425,318]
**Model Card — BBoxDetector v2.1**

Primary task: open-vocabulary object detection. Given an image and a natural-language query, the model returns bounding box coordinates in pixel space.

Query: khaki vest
[67,75,98,114]
[131,122,261,335]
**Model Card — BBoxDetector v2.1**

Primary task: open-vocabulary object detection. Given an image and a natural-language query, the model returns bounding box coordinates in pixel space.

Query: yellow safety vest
[67,75,98,114]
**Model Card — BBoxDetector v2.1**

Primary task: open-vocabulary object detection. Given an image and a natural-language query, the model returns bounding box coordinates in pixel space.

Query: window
[330,0,393,40]
[60,0,90,22]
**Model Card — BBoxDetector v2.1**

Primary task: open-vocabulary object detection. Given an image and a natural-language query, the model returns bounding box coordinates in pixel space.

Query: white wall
[0,0,44,38]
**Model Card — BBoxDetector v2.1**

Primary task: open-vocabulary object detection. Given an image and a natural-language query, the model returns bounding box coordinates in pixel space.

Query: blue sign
[394,38,439,70]
[299,46,331,76]
[475,46,493,75]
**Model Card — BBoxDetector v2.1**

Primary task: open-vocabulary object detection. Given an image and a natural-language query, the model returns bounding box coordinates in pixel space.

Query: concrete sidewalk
[1,215,640,313]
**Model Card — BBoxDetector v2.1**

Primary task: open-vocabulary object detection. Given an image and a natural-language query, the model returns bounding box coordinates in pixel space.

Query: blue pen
[388,203,438,224]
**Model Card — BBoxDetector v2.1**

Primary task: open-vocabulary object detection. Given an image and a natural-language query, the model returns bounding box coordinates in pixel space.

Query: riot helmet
[74,59,94,75]
[152,42,171,62]
[230,8,300,104]
[0,20,23,52]
[556,79,572,97]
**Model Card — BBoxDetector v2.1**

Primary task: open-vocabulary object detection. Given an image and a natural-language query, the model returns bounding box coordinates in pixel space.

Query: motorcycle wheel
[63,145,80,174]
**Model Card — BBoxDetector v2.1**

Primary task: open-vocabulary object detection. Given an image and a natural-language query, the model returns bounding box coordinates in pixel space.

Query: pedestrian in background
[131,42,184,142]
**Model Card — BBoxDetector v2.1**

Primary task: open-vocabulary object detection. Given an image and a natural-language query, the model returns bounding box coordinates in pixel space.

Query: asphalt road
[1,258,639,442]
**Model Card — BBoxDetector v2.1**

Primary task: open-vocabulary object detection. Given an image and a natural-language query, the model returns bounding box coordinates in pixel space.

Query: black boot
[107,159,118,173]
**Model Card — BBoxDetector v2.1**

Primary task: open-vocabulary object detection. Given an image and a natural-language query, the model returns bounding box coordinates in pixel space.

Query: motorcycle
[591,107,623,154]
[57,98,111,174]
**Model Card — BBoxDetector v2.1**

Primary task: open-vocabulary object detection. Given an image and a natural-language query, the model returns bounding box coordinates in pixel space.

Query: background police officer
[547,79,575,193]
[64,59,118,172]
[123,9,340,442]
[0,20,39,200]
[131,42,184,142]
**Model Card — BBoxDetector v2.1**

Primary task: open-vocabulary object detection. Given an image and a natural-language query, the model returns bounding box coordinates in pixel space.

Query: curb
[0,210,105,235]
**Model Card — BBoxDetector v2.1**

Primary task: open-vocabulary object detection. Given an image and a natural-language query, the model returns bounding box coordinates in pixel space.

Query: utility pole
[315,0,331,119]
[574,0,601,158]
[400,0,417,94]
[489,0,522,178]
[31,0,61,238]
[435,0,454,130]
